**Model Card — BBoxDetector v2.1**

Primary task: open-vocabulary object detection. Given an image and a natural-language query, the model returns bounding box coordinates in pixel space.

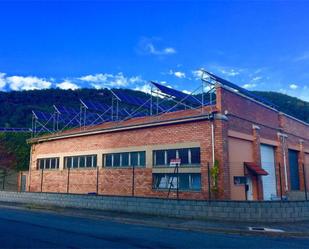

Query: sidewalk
[1,201,309,238]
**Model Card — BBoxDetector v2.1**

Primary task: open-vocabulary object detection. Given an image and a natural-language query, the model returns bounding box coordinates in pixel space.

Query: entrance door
[261,144,277,200]
[288,150,300,190]
[305,154,309,192]
[246,177,253,200]
[21,175,27,192]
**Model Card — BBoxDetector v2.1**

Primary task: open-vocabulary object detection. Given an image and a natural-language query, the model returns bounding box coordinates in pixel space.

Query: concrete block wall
[1,191,309,222]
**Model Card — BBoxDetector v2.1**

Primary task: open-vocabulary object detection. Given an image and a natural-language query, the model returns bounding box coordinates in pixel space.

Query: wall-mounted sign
[170,158,181,167]
[234,176,247,185]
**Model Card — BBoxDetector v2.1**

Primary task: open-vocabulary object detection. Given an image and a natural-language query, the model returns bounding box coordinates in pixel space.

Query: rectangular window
[105,154,112,167]
[139,151,146,167]
[190,148,201,164]
[130,152,138,166]
[64,155,97,169]
[153,147,200,166]
[152,173,201,191]
[113,153,121,167]
[154,150,165,166]
[104,151,146,168]
[37,157,60,170]
[122,152,129,166]
[72,157,79,168]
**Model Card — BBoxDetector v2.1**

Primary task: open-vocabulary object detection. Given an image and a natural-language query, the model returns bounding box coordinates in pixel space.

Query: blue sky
[0,0,309,101]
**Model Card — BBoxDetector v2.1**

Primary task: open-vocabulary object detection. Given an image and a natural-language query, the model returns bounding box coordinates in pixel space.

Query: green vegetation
[0,88,307,171]
[0,133,30,170]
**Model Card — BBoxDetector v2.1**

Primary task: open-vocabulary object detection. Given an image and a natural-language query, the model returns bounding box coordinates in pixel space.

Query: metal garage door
[260,144,277,200]
[288,150,300,190]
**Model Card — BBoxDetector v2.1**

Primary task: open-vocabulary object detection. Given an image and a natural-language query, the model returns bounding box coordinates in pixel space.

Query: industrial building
[23,71,309,200]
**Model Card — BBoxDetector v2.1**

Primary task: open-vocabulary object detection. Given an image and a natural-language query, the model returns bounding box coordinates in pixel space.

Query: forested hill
[252,91,309,123]
[0,88,307,128]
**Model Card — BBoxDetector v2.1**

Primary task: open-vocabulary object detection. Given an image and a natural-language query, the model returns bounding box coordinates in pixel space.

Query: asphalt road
[0,207,308,249]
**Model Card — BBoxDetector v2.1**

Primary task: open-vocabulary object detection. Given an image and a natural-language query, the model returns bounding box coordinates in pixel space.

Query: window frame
[152,173,201,191]
[153,147,201,167]
[37,157,60,170]
[64,154,97,169]
[103,151,146,168]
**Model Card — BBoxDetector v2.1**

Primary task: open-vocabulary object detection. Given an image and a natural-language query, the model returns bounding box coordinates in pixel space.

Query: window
[37,157,60,170]
[153,147,200,166]
[152,173,201,191]
[104,151,146,168]
[64,155,97,169]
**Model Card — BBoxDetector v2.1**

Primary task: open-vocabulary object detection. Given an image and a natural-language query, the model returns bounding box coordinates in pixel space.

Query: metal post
[41,169,43,192]
[67,167,70,193]
[207,162,211,200]
[176,163,179,200]
[278,163,283,200]
[132,164,135,196]
[302,164,308,201]
[96,167,99,195]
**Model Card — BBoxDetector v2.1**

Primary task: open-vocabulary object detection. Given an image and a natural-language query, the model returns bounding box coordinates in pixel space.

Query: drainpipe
[279,133,288,191]
[211,121,215,166]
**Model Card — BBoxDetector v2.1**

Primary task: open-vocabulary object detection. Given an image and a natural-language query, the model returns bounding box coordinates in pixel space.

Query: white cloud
[289,84,298,90]
[169,70,186,78]
[134,84,151,94]
[6,75,52,90]
[242,83,257,89]
[192,69,204,80]
[252,76,262,82]
[79,72,144,89]
[0,73,6,90]
[138,38,176,56]
[144,43,176,55]
[56,81,79,90]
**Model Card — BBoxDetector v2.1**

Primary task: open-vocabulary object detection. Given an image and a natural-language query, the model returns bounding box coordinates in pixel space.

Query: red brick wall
[218,86,309,197]
[29,120,213,200]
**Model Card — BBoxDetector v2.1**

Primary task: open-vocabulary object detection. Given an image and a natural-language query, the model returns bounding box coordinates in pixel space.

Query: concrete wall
[1,191,309,222]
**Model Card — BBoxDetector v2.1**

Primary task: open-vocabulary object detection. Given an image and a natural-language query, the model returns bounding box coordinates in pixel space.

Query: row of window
[152,173,201,190]
[104,151,146,167]
[64,155,97,168]
[153,148,200,166]
[38,157,60,170]
[37,147,201,170]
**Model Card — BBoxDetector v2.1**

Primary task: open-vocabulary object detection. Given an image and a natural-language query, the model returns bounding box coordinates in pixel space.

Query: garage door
[305,153,309,191]
[228,138,253,200]
[260,144,277,200]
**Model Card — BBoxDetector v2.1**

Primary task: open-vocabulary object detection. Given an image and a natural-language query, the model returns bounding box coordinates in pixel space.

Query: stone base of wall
[0,191,309,222]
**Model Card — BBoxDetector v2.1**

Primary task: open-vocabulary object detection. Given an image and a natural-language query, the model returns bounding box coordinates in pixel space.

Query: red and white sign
[169,158,181,167]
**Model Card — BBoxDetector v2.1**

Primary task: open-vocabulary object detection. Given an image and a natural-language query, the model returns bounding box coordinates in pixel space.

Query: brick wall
[29,120,214,200]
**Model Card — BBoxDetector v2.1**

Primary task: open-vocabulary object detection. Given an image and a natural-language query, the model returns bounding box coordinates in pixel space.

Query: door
[288,150,300,190]
[261,144,277,200]
[21,175,27,192]
[305,153,309,191]
[246,177,253,200]
[228,138,254,200]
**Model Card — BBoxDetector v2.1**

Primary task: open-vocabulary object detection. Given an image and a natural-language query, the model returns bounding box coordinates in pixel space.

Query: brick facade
[25,85,309,200]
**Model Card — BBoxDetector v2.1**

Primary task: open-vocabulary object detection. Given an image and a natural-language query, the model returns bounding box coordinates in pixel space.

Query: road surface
[0,207,308,248]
